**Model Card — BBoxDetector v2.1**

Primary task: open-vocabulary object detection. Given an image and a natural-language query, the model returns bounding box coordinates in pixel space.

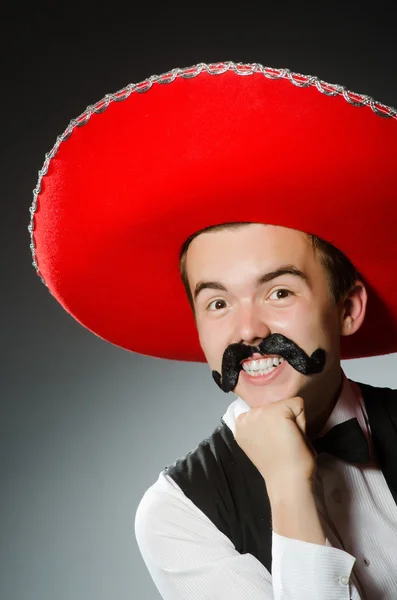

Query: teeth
[242,356,284,375]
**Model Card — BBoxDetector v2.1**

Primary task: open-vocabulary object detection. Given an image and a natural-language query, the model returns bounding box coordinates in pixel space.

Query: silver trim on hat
[28,61,397,284]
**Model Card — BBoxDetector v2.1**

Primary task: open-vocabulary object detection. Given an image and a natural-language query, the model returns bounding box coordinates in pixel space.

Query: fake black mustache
[212,333,326,393]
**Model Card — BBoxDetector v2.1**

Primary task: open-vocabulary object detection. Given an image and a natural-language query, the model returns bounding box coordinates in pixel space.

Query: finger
[295,408,306,434]
[284,396,304,419]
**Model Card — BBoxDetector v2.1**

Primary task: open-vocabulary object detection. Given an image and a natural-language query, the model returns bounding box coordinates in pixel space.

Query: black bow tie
[310,418,370,464]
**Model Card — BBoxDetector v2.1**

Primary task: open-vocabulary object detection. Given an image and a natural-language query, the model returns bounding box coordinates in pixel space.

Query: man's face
[186,224,344,408]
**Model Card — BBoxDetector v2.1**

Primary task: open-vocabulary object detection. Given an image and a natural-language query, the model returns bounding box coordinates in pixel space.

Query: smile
[241,355,285,376]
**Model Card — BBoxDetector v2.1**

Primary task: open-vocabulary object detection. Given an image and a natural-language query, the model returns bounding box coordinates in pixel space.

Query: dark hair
[179,222,360,312]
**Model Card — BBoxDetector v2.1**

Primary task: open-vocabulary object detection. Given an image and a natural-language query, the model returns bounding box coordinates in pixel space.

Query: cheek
[196,318,226,366]
[271,303,337,350]
[268,305,310,338]
[320,308,341,347]
[300,305,340,351]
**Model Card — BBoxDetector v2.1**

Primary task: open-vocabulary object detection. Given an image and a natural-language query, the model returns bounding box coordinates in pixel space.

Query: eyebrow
[193,265,310,301]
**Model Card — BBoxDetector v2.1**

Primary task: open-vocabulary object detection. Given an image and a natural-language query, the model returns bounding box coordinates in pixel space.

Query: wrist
[266,477,315,503]
[267,479,325,545]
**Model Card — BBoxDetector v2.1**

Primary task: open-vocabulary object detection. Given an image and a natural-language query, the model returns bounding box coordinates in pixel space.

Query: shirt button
[363,558,370,566]
[339,575,350,586]
[332,489,342,503]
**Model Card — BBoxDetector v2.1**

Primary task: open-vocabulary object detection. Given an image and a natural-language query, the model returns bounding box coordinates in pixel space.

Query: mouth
[240,354,285,377]
[239,356,287,387]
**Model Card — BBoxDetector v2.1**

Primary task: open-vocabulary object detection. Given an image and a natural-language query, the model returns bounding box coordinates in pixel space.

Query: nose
[234,303,271,347]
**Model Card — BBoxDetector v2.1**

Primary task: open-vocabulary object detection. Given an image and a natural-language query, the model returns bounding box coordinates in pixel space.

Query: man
[29,62,397,599]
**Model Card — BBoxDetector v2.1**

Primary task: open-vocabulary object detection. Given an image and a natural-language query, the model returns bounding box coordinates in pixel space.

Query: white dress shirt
[135,373,397,599]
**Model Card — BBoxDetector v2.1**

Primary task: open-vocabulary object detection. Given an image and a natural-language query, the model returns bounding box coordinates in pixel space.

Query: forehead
[186,224,315,283]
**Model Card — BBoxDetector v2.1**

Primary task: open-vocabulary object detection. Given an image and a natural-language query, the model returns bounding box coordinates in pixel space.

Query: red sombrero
[29,61,397,362]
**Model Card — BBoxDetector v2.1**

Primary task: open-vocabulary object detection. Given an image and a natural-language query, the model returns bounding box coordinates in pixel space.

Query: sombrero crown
[29,62,397,361]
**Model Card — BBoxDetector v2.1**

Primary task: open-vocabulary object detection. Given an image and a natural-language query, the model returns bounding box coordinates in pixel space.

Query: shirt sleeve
[272,531,358,599]
[134,472,361,600]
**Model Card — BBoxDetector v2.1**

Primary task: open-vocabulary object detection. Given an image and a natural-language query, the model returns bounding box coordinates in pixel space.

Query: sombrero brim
[30,62,397,361]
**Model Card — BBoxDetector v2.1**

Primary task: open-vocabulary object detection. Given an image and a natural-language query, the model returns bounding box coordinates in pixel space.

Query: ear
[340,279,368,337]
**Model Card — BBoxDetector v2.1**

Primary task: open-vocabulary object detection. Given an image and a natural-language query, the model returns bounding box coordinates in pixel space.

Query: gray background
[2,4,397,599]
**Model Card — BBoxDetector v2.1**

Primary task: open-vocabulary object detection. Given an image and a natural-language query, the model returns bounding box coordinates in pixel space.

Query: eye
[207,299,228,311]
[268,288,293,301]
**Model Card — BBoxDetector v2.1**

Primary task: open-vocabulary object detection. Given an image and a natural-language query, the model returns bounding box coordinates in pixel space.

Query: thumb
[285,396,306,434]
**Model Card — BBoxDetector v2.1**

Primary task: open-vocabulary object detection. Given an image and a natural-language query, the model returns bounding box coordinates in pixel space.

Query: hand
[234,396,316,490]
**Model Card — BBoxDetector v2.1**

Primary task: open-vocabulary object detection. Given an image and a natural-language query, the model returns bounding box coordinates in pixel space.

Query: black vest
[164,381,397,574]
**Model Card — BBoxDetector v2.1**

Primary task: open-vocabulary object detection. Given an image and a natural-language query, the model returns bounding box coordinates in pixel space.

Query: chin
[234,366,304,407]
[237,387,291,408]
